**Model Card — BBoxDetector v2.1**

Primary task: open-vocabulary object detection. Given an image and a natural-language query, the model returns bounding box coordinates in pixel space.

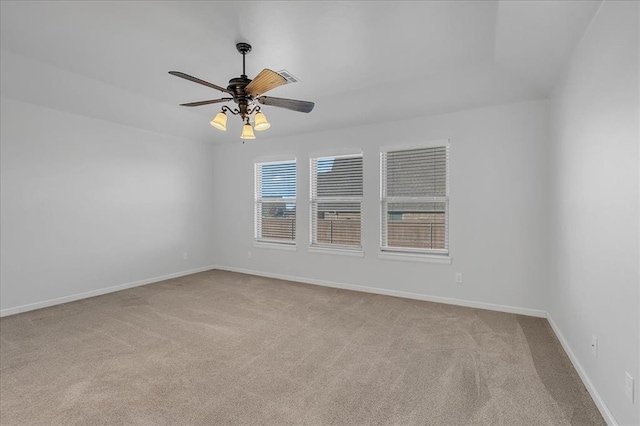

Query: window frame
[309,153,364,251]
[379,140,450,257]
[254,158,297,246]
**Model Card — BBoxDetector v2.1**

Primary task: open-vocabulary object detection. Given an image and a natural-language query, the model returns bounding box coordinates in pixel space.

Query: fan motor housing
[227,76,252,104]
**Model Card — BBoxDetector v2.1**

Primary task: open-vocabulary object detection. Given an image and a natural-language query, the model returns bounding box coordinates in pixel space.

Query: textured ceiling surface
[0,1,601,144]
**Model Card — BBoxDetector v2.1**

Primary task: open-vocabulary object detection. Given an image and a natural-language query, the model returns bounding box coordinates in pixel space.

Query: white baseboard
[0,265,217,318]
[213,265,547,318]
[546,313,618,426]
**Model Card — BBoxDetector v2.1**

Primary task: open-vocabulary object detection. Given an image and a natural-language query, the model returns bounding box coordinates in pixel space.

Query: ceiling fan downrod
[236,42,252,78]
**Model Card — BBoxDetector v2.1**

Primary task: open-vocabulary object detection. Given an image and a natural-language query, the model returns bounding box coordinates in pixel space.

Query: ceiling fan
[169,42,315,140]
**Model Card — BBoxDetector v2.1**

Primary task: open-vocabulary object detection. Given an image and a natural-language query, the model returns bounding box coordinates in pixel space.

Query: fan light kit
[169,42,314,140]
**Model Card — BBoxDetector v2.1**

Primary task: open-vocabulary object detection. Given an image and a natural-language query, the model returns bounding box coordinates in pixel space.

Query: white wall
[549,2,639,425]
[212,99,549,315]
[0,98,216,313]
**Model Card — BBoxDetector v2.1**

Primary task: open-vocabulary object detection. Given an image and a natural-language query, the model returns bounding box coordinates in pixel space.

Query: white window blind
[381,144,449,254]
[310,154,363,249]
[255,160,297,244]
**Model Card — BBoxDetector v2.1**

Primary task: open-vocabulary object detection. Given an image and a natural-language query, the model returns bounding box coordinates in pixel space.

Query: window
[254,160,297,244]
[381,143,449,255]
[310,154,363,249]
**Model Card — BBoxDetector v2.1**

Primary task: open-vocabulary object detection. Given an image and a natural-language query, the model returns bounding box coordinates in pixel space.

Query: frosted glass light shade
[210,112,227,131]
[240,122,256,139]
[254,112,271,131]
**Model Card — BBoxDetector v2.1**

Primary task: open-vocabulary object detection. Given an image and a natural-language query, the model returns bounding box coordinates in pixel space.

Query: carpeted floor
[0,270,604,425]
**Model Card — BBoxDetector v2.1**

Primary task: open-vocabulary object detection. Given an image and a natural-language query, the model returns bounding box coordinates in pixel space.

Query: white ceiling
[0,1,601,144]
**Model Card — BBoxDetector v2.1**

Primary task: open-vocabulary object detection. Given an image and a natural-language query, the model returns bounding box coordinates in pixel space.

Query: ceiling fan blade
[246,69,287,97]
[168,71,232,94]
[258,96,315,113]
[179,98,233,107]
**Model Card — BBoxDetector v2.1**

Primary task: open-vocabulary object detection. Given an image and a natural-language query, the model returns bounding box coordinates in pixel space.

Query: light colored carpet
[0,270,604,425]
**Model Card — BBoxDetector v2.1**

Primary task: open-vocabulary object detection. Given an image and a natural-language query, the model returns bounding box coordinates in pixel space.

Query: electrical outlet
[455,273,463,284]
[248,251,252,259]
[625,372,634,402]
[182,252,188,260]
[591,335,597,358]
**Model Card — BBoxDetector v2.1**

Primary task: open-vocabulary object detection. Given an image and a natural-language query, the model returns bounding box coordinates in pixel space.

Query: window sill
[253,241,297,251]
[378,251,451,264]
[308,246,364,258]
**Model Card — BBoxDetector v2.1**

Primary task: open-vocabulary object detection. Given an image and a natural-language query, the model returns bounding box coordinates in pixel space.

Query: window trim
[253,241,298,251]
[378,251,451,264]
[254,159,297,246]
[309,153,364,251]
[380,139,450,153]
[307,246,365,257]
[380,140,450,257]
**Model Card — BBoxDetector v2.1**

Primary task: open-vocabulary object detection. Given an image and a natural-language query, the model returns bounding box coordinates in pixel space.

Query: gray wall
[212,99,550,314]
[0,98,217,313]
[549,2,639,425]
